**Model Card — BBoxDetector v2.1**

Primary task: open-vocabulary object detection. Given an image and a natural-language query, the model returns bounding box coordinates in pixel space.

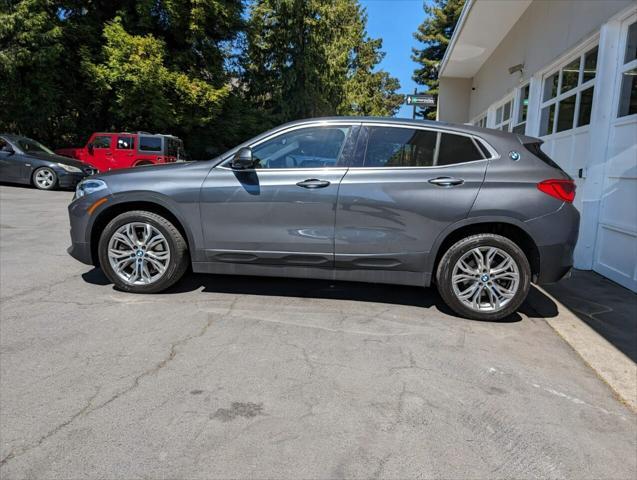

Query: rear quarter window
[437,133,484,165]
[139,136,162,152]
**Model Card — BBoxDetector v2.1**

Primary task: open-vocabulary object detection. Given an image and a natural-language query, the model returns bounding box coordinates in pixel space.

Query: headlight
[75,179,107,199]
[57,162,83,173]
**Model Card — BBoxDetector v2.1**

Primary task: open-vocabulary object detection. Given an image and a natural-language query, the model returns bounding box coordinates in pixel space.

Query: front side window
[93,136,111,149]
[139,136,162,152]
[361,126,483,168]
[618,21,637,118]
[0,138,9,152]
[540,44,598,136]
[117,136,134,150]
[250,126,350,169]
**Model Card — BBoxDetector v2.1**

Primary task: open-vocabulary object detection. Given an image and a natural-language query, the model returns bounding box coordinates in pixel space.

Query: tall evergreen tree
[412,0,464,119]
[241,0,401,124]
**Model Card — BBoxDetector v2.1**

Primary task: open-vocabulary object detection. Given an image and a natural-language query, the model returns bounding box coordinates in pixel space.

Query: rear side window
[364,127,437,167]
[139,136,162,152]
[361,126,484,168]
[117,136,134,150]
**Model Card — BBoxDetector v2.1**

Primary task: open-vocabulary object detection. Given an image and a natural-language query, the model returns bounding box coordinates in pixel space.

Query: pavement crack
[0,300,238,468]
[0,386,101,467]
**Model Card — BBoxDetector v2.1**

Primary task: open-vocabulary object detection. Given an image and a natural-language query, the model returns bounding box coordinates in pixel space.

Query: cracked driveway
[1,185,636,479]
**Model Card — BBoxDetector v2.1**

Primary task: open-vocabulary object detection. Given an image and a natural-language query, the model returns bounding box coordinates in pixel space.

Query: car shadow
[81,268,559,324]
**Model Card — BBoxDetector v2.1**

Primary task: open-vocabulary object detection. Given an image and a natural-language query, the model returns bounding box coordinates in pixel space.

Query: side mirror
[230,147,255,170]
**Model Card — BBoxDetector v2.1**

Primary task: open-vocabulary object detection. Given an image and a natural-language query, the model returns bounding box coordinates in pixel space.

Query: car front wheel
[98,210,189,293]
[32,167,58,190]
[436,234,531,321]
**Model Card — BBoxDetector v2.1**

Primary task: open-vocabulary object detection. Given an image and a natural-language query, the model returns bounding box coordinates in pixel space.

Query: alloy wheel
[34,169,55,189]
[107,222,171,286]
[451,246,520,313]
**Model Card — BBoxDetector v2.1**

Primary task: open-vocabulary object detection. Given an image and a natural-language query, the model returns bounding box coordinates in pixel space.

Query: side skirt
[191,261,431,287]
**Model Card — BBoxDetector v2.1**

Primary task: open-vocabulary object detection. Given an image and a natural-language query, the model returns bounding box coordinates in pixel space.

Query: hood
[27,151,95,170]
[95,160,200,180]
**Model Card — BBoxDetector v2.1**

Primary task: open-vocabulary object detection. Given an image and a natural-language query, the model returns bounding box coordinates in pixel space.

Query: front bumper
[67,187,111,266]
[58,171,86,188]
[67,241,92,265]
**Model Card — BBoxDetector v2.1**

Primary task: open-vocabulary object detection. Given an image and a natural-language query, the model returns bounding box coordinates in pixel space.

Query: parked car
[56,132,185,172]
[0,134,98,190]
[67,117,579,320]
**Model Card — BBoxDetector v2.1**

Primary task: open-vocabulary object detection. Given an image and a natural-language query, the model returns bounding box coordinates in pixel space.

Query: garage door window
[540,45,598,136]
[618,21,637,118]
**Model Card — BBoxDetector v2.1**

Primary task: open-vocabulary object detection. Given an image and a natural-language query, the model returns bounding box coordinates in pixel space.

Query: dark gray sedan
[0,134,98,189]
[68,117,579,320]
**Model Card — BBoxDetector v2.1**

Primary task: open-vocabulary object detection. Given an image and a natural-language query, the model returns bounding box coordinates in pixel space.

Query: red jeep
[56,132,185,172]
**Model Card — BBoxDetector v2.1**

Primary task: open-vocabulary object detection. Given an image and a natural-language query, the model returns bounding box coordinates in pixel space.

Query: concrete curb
[528,287,637,412]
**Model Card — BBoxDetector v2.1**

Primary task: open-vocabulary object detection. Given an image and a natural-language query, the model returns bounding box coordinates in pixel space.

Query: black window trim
[350,123,499,170]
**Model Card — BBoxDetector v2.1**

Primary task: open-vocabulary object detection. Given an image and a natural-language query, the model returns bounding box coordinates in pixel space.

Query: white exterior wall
[437,77,472,123]
[468,0,633,119]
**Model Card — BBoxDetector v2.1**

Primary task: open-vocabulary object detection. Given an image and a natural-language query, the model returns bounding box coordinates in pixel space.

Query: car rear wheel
[33,167,58,190]
[98,211,189,293]
[436,234,530,321]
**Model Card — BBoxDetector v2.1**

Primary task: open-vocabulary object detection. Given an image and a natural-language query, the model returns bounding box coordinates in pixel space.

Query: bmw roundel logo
[509,150,521,161]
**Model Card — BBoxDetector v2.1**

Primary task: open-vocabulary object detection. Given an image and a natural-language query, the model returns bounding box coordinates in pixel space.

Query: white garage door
[594,16,637,292]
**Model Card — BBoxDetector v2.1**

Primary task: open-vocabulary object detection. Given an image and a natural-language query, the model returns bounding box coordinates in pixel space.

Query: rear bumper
[528,203,580,285]
[536,243,574,284]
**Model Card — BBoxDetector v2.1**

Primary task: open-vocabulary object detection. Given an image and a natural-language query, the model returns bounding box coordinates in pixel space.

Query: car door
[334,124,490,282]
[0,137,26,182]
[200,123,358,267]
[115,135,136,167]
[89,134,115,171]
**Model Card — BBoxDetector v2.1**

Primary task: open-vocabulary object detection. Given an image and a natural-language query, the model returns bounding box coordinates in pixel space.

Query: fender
[86,190,202,261]
[424,215,538,278]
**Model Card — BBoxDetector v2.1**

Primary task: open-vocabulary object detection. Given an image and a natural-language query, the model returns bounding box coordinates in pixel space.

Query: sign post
[405,90,437,119]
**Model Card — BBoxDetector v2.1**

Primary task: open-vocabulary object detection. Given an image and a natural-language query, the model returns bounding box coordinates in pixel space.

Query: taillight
[537,179,576,203]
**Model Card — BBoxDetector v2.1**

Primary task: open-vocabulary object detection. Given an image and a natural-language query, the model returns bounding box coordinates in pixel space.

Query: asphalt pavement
[1,184,636,479]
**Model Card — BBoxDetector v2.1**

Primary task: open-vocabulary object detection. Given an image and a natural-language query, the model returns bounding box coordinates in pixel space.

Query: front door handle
[428,176,464,187]
[296,179,331,189]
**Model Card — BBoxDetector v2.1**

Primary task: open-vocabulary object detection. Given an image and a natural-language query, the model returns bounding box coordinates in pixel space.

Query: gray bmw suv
[68,117,579,320]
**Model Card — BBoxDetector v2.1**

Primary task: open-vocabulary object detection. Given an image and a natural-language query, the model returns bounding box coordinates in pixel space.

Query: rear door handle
[428,176,464,187]
[296,179,331,189]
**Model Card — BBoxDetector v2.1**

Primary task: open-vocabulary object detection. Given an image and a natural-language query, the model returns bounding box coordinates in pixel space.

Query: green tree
[412,0,464,119]
[0,1,244,156]
[241,0,401,123]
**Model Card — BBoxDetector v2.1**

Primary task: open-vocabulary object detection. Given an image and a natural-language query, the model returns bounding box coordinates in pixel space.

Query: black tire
[32,167,58,190]
[435,234,531,321]
[98,210,189,293]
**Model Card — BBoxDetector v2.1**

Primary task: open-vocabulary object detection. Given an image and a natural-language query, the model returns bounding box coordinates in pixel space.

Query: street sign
[405,94,436,106]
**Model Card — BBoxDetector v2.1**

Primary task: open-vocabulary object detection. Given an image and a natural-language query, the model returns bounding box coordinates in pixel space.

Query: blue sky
[359,0,427,118]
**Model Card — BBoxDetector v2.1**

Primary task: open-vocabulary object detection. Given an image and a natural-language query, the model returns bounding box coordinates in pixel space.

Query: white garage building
[438,0,637,292]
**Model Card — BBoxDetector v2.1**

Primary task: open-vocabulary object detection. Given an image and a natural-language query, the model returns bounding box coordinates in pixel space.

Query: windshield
[16,137,55,155]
